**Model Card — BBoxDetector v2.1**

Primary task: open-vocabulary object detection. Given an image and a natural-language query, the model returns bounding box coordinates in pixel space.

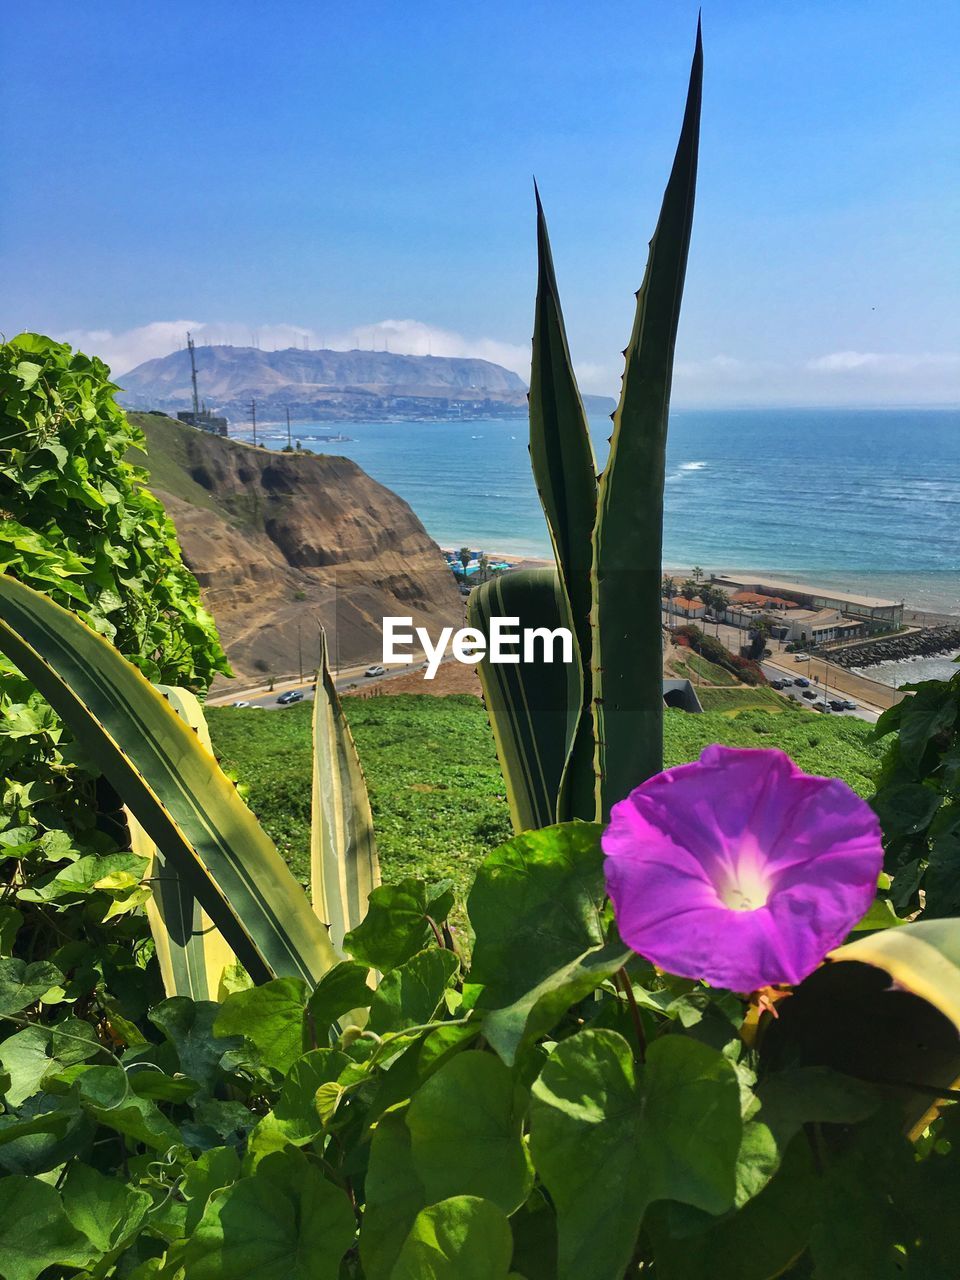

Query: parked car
[364,664,386,678]
[795,676,810,687]
[769,679,784,690]
[829,699,846,712]
[794,653,808,662]
[802,689,816,700]
[277,690,304,705]
[841,699,857,711]
[232,700,251,708]
[813,701,830,713]
[779,677,793,687]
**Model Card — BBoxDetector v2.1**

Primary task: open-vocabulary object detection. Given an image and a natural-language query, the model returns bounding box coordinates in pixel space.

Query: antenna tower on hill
[186,333,200,417]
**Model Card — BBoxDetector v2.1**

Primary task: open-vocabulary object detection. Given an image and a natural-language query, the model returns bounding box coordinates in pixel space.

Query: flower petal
[602,744,883,991]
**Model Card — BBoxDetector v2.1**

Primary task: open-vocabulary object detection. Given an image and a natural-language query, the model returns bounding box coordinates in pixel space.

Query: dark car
[277,690,304,705]
[829,699,846,712]
[802,689,816,700]
[769,679,784,690]
[795,676,810,687]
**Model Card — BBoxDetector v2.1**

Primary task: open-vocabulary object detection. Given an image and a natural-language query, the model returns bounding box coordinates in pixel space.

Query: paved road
[760,661,880,724]
[223,657,455,710]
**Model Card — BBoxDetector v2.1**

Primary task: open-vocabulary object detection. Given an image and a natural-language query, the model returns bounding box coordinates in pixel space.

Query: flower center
[717,859,771,912]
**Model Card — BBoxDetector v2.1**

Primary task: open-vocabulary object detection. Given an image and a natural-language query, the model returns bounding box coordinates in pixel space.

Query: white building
[663,596,706,622]
[783,609,864,647]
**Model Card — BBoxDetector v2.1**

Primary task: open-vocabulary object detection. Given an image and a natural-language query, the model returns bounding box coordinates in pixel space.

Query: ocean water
[236,407,960,615]
[853,653,958,687]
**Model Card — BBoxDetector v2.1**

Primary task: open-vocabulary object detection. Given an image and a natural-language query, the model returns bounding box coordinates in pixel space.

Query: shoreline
[445,549,958,623]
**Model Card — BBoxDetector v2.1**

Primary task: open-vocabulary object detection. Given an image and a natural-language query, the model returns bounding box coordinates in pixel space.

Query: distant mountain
[117,344,615,422]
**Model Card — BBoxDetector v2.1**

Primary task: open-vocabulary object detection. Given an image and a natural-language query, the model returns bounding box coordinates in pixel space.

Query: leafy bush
[0,819,958,1277]
[0,334,230,1047]
[0,335,228,687]
[871,667,959,916]
[674,624,766,685]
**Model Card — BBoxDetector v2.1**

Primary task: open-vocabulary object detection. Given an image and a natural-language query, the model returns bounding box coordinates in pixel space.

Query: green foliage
[871,668,960,915]
[669,649,740,686]
[664,707,883,797]
[526,189,598,822]
[169,1147,355,1279]
[0,334,231,1107]
[311,626,381,955]
[206,696,514,904]
[468,569,583,830]
[675,624,767,685]
[531,1031,742,1279]
[0,575,338,987]
[206,699,882,911]
[0,730,954,1276]
[589,25,702,816]
[390,1196,514,1280]
[0,335,228,687]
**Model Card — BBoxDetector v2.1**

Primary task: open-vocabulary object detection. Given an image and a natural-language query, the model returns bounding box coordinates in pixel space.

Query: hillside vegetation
[206,697,884,908]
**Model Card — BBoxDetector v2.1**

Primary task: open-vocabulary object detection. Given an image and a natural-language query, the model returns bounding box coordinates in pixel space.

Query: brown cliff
[129,413,463,687]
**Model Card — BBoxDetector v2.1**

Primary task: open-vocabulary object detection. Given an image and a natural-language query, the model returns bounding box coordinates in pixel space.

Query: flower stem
[616,967,646,1062]
[424,914,445,948]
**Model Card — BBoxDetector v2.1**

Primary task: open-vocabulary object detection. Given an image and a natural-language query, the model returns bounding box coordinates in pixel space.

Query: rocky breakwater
[129,413,463,686]
[830,626,960,670]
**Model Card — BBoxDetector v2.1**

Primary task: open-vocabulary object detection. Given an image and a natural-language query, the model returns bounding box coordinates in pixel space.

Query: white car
[364,665,386,678]
[232,700,251,708]
[794,653,808,662]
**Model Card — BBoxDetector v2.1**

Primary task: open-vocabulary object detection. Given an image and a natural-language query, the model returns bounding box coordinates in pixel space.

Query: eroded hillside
[129,413,463,686]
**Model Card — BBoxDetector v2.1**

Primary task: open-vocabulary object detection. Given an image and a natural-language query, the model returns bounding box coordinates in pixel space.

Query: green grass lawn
[697,686,790,713]
[206,696,884,912]
[669,651,740,687]
[206,696,513,905]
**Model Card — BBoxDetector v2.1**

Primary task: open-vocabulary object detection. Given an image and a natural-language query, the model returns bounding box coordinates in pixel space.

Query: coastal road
[759,661,880,724]
[216,656,458,710]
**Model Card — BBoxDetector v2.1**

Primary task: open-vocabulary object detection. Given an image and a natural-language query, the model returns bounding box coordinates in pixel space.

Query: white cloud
[669,350,959,406]
[59,318,531,381]
[60,320,202,379]
[573,361,619,396]
[806,350,960,375]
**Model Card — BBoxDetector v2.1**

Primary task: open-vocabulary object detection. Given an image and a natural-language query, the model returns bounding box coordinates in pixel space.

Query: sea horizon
[232,405,959,624]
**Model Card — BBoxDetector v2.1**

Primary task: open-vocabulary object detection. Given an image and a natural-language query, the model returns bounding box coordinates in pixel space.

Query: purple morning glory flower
[602,744,883,993]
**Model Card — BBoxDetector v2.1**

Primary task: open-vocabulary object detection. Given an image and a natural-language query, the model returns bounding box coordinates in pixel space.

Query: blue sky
[2,1,958,405]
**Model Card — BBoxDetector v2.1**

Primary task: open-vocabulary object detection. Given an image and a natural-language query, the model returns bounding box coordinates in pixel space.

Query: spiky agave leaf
[591,21,703,816]
[129,685,237,1001]
[311,625,380,954]
[0,574,338,986]
[468,569,582,832]
[529,186,599,821]
[761,919,960,1138]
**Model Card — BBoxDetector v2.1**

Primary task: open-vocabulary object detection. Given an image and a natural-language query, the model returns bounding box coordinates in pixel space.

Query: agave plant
[468,26,702,829]
[0,573,378,991]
